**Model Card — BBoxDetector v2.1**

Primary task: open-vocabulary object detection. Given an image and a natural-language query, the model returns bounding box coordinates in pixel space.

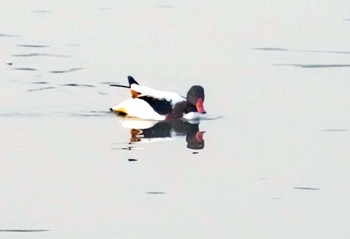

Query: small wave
[0,112,44,117]
[0,33,19,37]
[253,47,288,51]
[322,129,347,132]
[13,53,70,58]
[31,10,51,13]
[27,87,55,92]
[0,229,49,233]
[293,187,320,191]
[64,110,111,117]
[13,67,37,71]
[254,47,350,55]
[61,83,95,88]
[49,67,84,74]
[275,64,350,68]
[199,115,224,120]
[31,81,49,84]
[17,44,50,48]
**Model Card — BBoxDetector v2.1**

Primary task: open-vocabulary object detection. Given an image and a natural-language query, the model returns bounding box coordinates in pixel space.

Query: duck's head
[186,85,206,114]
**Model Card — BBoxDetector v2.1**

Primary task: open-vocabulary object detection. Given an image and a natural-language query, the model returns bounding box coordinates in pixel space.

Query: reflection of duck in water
[110,76,206,120]
[120,119,205,150]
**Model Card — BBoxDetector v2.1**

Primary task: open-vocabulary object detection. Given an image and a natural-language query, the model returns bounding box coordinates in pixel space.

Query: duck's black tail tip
[128,76,139,86]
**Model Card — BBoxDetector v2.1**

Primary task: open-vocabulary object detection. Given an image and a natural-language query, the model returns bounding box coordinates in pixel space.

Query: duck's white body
[110,76,206,120]
[111,85,186,120]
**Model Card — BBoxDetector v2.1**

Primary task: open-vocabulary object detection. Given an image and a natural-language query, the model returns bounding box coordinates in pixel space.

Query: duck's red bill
[196,98,206,114]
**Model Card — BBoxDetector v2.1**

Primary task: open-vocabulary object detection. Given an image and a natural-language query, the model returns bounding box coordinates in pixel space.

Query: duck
[110,76,206,120]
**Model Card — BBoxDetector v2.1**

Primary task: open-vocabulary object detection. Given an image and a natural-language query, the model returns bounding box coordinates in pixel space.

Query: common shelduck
[110,76,206,120]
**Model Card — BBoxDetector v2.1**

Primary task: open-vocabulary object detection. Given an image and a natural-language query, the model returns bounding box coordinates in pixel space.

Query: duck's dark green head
[186,85,206,114]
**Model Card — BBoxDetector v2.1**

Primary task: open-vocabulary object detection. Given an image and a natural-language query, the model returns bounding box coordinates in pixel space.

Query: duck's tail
[128,76,140,98]
[128,76,139,86]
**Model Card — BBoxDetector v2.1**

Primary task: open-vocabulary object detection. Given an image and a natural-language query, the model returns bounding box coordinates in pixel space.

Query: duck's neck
[185,103,197,114]
[166,101,187,119]
[166,101,198,120]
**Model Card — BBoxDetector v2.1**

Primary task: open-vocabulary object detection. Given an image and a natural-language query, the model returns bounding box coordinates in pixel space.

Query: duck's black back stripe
[138,96,173,115]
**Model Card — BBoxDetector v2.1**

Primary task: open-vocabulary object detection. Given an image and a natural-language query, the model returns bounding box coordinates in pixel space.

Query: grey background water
[1,1,350,238]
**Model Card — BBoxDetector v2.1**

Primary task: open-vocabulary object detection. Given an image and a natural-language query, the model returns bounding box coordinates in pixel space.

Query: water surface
[1,1,350,238]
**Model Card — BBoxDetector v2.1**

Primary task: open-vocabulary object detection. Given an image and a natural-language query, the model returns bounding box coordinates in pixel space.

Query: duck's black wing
[138,96,173,115]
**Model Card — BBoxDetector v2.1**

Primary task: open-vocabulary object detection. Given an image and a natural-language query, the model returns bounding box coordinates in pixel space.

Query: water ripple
[32,81,49,84]
[0,112,44,117]
[253,47,288,51]
[254,47,350,55]
[13,67,37,71]
[293,187,320,191]
[13,53,70,58]
[61,83,95,88]
[49,67,84,73]
[64,110,111,117]
[275,64,350,68]
[17,44,50,48]
[322,129,348,132]
[0,229,49,233]
[31,10,51,13]
[27,86,56,92]
[0,33,19,37]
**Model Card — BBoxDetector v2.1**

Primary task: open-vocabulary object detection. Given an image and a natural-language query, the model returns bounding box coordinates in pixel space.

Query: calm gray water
[1,1,350,238]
